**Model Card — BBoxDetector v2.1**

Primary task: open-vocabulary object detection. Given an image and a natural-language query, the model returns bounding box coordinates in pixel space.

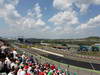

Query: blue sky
[0,0,100,39]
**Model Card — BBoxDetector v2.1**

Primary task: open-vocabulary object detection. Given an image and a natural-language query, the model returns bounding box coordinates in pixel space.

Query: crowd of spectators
[0,40,77,75]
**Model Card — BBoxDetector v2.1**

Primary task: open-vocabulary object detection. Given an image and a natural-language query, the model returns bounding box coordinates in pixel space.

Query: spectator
[12,48,17,59]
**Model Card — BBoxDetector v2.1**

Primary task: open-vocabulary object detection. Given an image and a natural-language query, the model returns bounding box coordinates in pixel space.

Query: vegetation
[19,36,100,46]
[78,51,100,57]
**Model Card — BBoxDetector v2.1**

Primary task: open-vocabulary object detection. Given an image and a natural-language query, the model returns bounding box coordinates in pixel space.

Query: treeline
[17,36,100,46]
[43,40,100,46]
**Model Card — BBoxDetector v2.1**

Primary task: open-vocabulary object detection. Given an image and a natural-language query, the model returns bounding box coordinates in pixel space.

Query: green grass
[78,52,100,57]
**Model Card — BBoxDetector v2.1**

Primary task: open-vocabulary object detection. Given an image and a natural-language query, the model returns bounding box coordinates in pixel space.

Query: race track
[31,47,100,71]
[42,54,100,71]
[14,45,100,71]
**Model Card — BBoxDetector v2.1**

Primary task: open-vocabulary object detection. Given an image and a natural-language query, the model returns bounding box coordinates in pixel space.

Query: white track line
[31,47,64,57]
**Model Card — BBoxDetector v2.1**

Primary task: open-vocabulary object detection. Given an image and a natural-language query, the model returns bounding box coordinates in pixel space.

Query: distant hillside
[16,36,100,45]
[85,36,100,40]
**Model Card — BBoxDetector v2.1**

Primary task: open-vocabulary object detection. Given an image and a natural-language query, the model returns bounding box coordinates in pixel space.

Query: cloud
[93,0,100,5]
[53,0,72,10]
[49,10,79,25]
[16,3,45,30]
[48,10,79,34]
[34,3,42,18]
[48,0,79,35]
[77,15,100,30]
[0,0,45,31]
[76,4,89,13]
[0,0,4,5]
[53,0,100,13]
[0,0,100,38]
[0,1,22,29]
[42,26,51,32]
[50,14,100,35]
[50,0,100,36]
[35,19,45,26]
[19,3,45,29]
[51,14,100,37]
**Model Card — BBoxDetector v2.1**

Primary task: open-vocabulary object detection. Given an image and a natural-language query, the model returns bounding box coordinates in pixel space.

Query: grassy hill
[16,36,100,46]
[85,36,100,40]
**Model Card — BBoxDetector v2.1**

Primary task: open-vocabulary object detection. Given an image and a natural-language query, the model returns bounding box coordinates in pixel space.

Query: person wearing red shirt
[39,72,46,75]
[50,64,56,70]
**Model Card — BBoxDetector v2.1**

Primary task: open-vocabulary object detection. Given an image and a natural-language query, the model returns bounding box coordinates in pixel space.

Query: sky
[0,0,100,39]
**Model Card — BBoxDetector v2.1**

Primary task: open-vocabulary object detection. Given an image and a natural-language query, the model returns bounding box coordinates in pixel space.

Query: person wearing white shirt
[20,70,26,75]
[8,69,15,75]
[17,66,26,75]
[10,62,17,70]
[17,68,22,75]
[13,49,17,59]
[5,57,11,69]
[8,72,14,75]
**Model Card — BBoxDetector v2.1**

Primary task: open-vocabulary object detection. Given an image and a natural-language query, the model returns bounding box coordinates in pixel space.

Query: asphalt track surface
[42,54,100,71]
